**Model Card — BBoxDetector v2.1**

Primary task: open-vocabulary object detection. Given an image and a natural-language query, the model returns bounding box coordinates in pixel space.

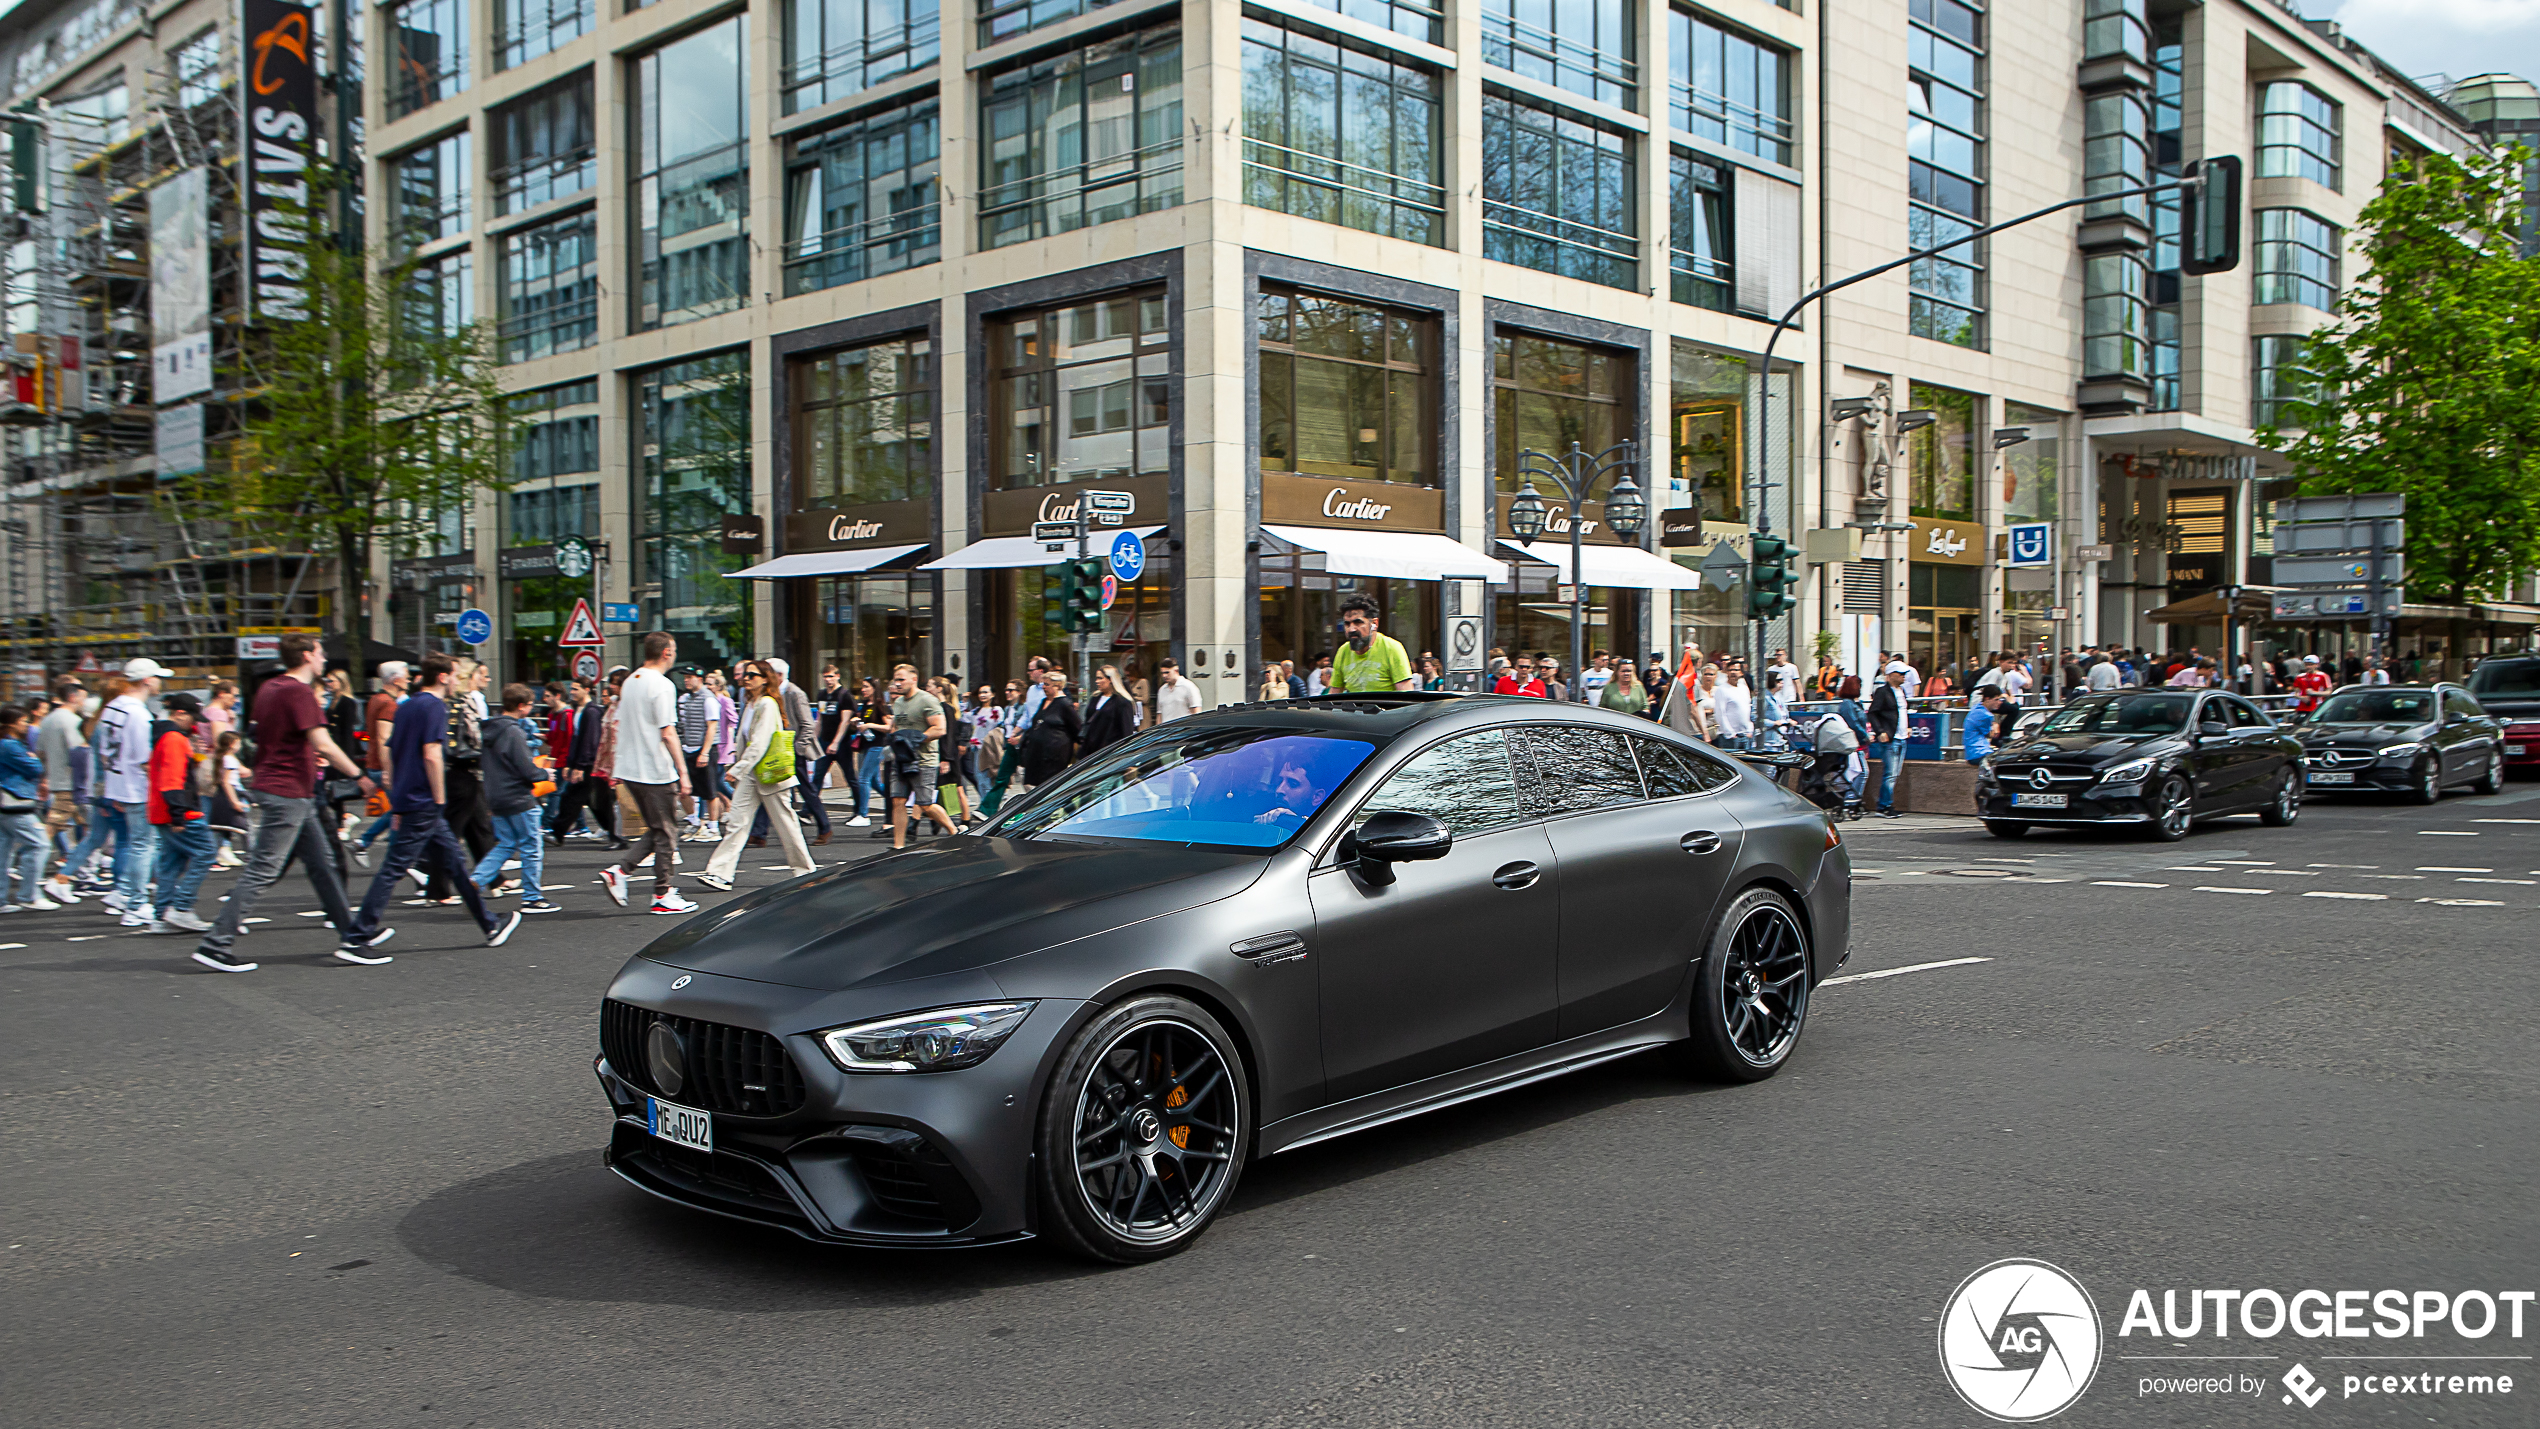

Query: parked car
[2294,683,2507,800]
[1975,689,2304,840]
[2463,657,2540,775]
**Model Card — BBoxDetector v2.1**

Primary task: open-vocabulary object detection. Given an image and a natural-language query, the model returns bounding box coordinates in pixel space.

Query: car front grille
[837,1126,984,1231]
[602,998,809,1118]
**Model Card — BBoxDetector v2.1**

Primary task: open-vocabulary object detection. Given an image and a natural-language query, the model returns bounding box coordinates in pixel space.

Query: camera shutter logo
[1939,1259,2103,1422]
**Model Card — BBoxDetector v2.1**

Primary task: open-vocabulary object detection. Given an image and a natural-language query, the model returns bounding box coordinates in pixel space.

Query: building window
[403,248,475,338]
[499,208,599,362]
[509,482,600,545]
[1906,382,1976,519]
[1670,151,1731,311]
[2082,253,2147,379]
[390,131,471,252]
[1257,288,1437,488]
[1670,343,1760,526]
[1493,331,1630,493]
[2257,81,2340,190]
[2083,0,2146,65]
[172,29,222,110]
[509,380,601,489]
[388,0,470,120]
[1909,0,1984,348]
[497,0,594,69]
[1482,0,1635,109]
[798,336,934,507]
[634,18,750,330]
[1280,0,1440,46]
[785,0,938,112]
[2251,335,2318,429]
[988,290,1169,489]
[637,351,754,668]
[491,75,597,216]
[2253,208,2339,310]
[979,26,1182,250]
[2147,12,2183,409]
[1669,10,1793,167]
[782,98,940,296]
[2002,401,2059,524]
[1482,93,1638,291]
[57,81,129,146]
[1240,20,1445,247]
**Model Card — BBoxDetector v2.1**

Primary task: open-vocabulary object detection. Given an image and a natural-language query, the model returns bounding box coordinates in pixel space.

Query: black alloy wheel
[1036,994,1247,1263]
[1983,820,2031,839]
[1678,887,1811,1083]
[2409,757,2444,805]
[2149,774,2195,841]
[2259,769,2302,827]
[2475,750,2506,796]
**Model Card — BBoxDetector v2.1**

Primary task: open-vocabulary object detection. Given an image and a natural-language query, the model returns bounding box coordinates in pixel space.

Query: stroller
[1789,711,1864,819]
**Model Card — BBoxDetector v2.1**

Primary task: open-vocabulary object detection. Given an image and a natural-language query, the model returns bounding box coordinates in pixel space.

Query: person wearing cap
[97,658,173,925]
[2292,653,2333,713]
[144,692,217,934]
[1866,661,1913,818]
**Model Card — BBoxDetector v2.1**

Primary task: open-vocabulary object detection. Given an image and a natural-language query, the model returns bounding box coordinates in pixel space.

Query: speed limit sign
[572,650,601,682]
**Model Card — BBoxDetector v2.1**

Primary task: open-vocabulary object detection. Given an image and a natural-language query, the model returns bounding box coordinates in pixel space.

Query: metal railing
[1241,137,1448,244]
[1669,81,1795,164]
[977,138,1184,248]
[782,203,943,294]
[1483,202,1639,285]
[1481,9,1638,104]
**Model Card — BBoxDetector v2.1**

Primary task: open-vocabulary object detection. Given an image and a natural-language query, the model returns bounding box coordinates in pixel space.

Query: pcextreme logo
[1939,1259,2103,1422]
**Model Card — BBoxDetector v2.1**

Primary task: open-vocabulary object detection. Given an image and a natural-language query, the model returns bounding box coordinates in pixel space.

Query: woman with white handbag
[694,661,816,891]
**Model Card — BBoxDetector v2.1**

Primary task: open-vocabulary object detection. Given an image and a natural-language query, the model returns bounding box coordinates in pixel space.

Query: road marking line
[2028,877,2072,883]
[66,935,104,941]
[2457,877,2535,885]
[1973,857,2036,863]
[0,942,22,950]
[2243,869,2317,876]
[2308,863,2377,868]
[2093,880,2169,888]
[1821,956,1992,987]
[2194,886,2272,895]
[2165,866,2226,872]
[2472,818,2540,824]
[2418,831,2481,836]
[2419,897,2506,907]
[2304,891,2388,900]
[2211,859,2276,865]
[2418,866,2491,873]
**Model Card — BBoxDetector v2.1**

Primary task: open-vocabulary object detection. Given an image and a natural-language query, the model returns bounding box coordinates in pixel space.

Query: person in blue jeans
[0,705,52,910]
[1866,662,1913,818]
[471,683,559,913]
[145,693,217,933]
[1960,688,2004,768]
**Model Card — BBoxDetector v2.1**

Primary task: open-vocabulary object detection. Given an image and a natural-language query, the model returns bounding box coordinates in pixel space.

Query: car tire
[1983,820,2030,839]
[2475,750,2506,796]
[2409,757,2443,805]
[1675,887,1811,1084]
[2259,769,2301,826]
[1034,993,1249,1264]
[2148,774,2194,841]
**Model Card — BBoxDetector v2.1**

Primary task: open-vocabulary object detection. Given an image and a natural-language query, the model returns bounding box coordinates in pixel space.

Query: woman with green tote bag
[696,661,815,890]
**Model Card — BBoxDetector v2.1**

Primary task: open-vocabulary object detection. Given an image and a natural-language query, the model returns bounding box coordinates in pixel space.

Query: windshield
[2467,662,2540,698]
[2312,689,2435,724]
[2039,693,2193,736]
[991,727,1379,850]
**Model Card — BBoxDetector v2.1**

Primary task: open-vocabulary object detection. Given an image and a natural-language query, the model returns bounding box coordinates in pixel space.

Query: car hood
[2298,722,2432,746]
[635,837,1269,992]
[1999,732,2182,763]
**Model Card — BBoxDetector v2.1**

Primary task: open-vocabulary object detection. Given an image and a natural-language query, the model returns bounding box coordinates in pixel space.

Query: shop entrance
[1909,562,1983,678]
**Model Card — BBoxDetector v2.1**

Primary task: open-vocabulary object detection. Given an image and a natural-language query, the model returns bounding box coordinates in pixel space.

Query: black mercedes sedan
[1975,689,2304,840]
[594,693,1851,1262]
[2294,684,2507,800]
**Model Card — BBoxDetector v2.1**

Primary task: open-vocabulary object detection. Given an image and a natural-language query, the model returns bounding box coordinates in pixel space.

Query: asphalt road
[6,784,2537,1428]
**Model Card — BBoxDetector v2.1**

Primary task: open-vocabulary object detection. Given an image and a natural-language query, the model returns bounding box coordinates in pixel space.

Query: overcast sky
[2305,0,2540,89]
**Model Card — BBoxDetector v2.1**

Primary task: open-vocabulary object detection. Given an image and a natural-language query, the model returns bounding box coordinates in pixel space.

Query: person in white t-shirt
[1765,649,1802,707]
[600,633,695,915]
[1713,666,1756,748]
[1154,658,1203,722]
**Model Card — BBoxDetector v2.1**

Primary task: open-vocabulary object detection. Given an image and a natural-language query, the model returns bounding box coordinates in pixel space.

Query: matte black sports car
[1975,689,2304,840]
[2295,683,2507,800]
[595,693,1852,1261]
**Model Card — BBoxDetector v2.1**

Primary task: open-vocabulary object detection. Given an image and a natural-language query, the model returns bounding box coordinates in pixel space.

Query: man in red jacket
[146,692,215,935]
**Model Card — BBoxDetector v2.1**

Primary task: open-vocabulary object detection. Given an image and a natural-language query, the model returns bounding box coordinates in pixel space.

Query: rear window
[2467,661,2540,698]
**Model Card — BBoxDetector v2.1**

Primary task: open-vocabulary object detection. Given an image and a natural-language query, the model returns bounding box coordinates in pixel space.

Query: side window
[1512,725,1644,818]
[1352,730,1522,837]
[2228,699,2269,728]
[1635,736,1715,797]
[2444,690,2482,720]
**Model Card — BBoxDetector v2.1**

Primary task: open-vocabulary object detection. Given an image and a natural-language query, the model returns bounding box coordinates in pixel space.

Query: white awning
[1261,525,1510,583]
[728,544,931,580]
[1497,539,1708,590]
[919,527,1165,571]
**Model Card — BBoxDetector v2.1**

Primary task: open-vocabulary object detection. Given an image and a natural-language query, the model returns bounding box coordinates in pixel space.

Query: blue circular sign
[455,608,493,646]
[1108,529,1147,584]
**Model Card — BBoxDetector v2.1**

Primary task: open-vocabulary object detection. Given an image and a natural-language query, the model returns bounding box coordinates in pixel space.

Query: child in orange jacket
[146,692,215,934]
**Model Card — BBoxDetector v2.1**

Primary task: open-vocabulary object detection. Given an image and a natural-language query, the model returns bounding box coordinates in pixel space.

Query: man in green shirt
[1329,594,1415,693]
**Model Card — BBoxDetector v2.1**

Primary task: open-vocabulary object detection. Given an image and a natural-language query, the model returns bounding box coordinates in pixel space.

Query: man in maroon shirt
[190,634,384,974]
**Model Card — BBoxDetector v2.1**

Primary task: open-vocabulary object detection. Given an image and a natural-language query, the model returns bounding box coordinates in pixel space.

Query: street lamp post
[1507,441,1646,700]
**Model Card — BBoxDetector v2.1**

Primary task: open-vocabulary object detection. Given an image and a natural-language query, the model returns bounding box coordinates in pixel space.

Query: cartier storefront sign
[981,474,1170,538]
[785,499,931,553]
[1258,473,1444,532]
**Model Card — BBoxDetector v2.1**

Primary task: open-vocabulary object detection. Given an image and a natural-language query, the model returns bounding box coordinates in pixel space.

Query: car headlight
[2377,742,2426,761]
[819,1001,1037,1073]
[2100,757,2156,784]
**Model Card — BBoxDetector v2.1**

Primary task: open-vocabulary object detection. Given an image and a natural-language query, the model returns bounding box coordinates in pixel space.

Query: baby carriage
[1789,712,1863,819]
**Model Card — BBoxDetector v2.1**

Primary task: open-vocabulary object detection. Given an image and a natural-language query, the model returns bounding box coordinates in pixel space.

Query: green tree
[2260,147,2540,606]
[198,229,508,645]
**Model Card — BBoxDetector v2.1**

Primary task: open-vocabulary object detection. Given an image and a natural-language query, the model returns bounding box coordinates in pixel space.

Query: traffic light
[1747,534,1796,619]
[2180,155,2242,275]
[1053,556,1104,633]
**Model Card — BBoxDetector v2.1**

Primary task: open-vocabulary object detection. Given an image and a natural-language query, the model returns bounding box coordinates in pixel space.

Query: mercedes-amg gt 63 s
[595,693,1852,1261]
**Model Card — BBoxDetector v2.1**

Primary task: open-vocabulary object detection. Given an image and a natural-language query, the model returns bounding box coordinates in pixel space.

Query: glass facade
[1908,0,1984,347]
[404,248,474,337]
[1669,344,1751,527]
[1493,330,1630,494]
[1257,288,1437,488]
[498,207,600,363]
[492,75,597,215]
[1669,10,1792,166]
[1482,0,1636,110]
[2251,335,2316,429]
[782,99,941,296]
[2257,82,2341,190]
[388,0,470,120]
[1907,382,1976,519]
[390,131,471,252]
[1282,0,1440,46]
[979,26,1184,250]
[2253,209,2339,310]
[637,352,754,671]
[1258,557,1433,676]
[497,0,595,70]
[1482,93,1638,291]
[1670,151,1731,311]
[2147,13,2184,409]
[989,290,1169,488]
[800,575,936,686]
[173,28,222,110]
[635,18,751,330]
[2002,401,2059,525]
[2080,83,2151,379]
[797,336,934,507]
[1241,19,1445,247]
[505,381,601,684]
[785,0,940,113]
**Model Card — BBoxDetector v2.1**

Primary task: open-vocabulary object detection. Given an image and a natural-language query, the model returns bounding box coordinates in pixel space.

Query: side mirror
[1342,811,1453,885]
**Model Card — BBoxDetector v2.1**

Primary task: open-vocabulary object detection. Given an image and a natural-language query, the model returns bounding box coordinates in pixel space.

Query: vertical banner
[241,0,319,323]
[149,167,212,399]
[156,401,206,478]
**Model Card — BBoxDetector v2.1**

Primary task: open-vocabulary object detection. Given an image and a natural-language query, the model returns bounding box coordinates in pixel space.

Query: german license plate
[647,1096,713,1152]
[2011,792,2067,808]
[2310,771,2355,785]
[2508,744,2527,756]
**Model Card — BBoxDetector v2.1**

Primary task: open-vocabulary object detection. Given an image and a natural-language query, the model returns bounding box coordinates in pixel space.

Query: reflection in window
[492,75,597,215]
[2002,401,2060,525]
[1483,93,1638,291]
[1670,151,1731,311]
[637,351,754,669]
[2257,82,2340,190]
[498,207,599,363]
[1907,381,1976,519]
[2253,209,2339,310]
[497,0,594,70]
[783,99,940,295]
[173,29,222,110]
[1908,0,1985,348]
[797,336,934,507]
[1279,0,1440,45]
[1670,344,1754,525]
[786,0,938,112]
[1635,737,1725,796]
[1002,728,1379,849]
[1241,19,1445,247]
[635,18,750,330]
[389,0,470,120]
[57,81,130,146]
[1515,726,1642,816]
[1356,730,1519,835]
[1493,331,1630,494]
[509,483,600,545]
[1670,10,1792,165]
[390,131,471,252]
[509,380,600,490]
[1257,288,1436,488]
[988,290,1169,489]
[403,248,475,338]
[2251,335,2318,430]
[979,26,1183,249]
[1483,0,1635,109]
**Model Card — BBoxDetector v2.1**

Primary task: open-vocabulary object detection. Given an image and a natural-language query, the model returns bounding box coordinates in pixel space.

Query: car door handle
[1680,830,1724,855]
[1491,861,1541,890]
